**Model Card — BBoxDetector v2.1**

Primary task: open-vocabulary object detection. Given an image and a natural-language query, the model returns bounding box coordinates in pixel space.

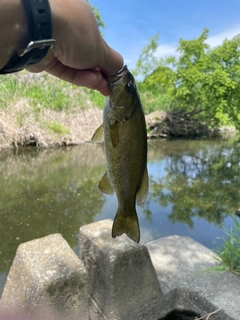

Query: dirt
[0,102,103,149]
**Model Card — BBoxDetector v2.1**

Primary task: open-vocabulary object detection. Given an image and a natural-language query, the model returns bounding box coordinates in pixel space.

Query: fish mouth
[107,65,129,89]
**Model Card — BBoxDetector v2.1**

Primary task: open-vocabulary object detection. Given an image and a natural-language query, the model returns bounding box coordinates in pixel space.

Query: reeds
[212,215,240,275]
[0,72,104,148]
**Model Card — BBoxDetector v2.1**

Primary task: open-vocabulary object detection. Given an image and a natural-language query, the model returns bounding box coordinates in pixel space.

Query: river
[0,135,239,295]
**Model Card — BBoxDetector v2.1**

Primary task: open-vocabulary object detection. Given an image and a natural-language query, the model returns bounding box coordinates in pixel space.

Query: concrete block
[1,234,88,320]
[147,235,240,320]
[79,219,163,320]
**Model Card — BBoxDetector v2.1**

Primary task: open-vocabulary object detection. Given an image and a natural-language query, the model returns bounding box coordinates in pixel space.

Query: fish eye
[125,82,133,93]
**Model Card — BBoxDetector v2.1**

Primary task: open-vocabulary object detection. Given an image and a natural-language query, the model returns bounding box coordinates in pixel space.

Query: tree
[133,34,160,79]
[139,29,240,129]
[86,0,105,31]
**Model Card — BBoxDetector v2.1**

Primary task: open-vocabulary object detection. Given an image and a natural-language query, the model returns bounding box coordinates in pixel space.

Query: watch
[0,0,56,74]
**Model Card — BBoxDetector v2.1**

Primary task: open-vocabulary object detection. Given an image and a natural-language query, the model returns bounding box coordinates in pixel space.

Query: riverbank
[0,104,237,150]
[0,102,103,149]
[0,72,237,149]
[0,72,105,149]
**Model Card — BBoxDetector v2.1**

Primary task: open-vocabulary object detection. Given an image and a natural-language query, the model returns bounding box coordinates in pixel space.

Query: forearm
[0,0,29,69]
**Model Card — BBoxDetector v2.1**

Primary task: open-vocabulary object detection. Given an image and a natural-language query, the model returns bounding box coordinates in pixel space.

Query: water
[0,136,240,295]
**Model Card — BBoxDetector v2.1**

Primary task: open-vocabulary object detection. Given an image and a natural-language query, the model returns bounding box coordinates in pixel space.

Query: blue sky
[90,0,240,70]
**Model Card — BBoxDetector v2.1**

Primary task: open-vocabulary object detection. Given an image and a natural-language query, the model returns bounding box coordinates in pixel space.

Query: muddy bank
[146,110,237,139]
[0,101,103,149]
[0,105,237,150]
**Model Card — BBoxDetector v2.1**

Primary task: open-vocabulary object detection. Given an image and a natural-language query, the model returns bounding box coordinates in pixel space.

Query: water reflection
[0,136,240,296]
[147,138,240,228]
[0,144,105,275]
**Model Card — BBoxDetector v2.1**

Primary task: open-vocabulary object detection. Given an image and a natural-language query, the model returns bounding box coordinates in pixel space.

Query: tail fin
[112,209,140,243]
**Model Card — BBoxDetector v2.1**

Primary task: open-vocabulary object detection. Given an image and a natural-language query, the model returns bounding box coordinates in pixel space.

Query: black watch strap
[0,0,55,74]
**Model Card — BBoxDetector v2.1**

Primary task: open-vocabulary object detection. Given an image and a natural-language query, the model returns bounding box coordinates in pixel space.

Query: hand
[27,0,123,96]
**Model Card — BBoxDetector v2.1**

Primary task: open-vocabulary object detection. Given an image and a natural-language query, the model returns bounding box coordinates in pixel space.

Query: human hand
[27,0,123,96]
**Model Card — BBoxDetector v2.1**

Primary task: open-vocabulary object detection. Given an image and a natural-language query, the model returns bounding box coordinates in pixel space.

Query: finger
[45,59,111,96]
[98,40,124,76]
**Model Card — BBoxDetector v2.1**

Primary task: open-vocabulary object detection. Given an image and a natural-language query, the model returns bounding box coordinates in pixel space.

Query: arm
[0,0,28,69]
[0,0,123,96]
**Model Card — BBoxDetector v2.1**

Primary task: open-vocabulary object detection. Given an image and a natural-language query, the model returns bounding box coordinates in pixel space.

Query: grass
[0,71,105,112]
[44,121,70,135]
[0,70,167,149]
[0,72,104,148]
[210,215,240,275]
[0,71,168,114]
[84,88,105,109]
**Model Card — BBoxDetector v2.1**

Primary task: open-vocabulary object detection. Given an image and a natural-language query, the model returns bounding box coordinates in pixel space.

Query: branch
[195,308,221,320]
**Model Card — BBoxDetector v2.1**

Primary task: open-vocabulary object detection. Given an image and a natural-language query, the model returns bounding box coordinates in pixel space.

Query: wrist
[0,0,29,69]
[0,0,55,74]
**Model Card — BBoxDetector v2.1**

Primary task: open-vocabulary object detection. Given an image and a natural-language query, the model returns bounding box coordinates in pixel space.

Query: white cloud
[206,24,240,47]
[154,44,177,59]
[153,24,240,60]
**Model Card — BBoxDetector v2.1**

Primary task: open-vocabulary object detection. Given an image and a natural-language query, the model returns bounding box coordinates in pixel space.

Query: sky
[90,0,240,70]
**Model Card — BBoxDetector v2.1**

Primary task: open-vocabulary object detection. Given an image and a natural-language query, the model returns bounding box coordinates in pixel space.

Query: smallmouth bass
[91,65,148,243]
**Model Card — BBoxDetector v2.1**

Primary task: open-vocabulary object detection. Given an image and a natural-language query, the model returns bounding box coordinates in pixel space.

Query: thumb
[99,40,124,76]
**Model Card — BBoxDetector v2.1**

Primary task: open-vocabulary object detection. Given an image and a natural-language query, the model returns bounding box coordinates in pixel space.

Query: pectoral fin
[91,124,104,143]
[110,122,119,148]
[136,166,149,205]
[98,172,114,195]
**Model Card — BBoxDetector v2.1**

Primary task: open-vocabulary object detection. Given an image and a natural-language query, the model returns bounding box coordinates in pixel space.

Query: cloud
[206,24,240,47]
[154,44,177,59]
[154,24,240,60]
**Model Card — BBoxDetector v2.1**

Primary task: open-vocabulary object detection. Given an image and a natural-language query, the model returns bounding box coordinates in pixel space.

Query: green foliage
[86,0,105,32]
[133,34,160,78]
[136,28,240,127]
[211,216,240,275]
[137,81,171,113]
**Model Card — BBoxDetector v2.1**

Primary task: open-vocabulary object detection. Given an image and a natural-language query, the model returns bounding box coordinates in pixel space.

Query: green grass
[0,72,170,115]
[84,88,105,109]
[211,215,240,275]
[44,121,70,135]
[0,75,19,108]
[0,72,101,112]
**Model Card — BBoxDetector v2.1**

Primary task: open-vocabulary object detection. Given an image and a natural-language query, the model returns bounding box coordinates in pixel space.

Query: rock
[1,222,240,320]
[79,219,163,320]
[147,235,240,320]
[1,234,88,320]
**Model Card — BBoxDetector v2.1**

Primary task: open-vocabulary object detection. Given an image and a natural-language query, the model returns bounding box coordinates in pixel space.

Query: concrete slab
[147,235,240,319]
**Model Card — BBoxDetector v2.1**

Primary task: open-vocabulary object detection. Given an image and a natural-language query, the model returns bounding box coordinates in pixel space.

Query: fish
[91,65,148,243]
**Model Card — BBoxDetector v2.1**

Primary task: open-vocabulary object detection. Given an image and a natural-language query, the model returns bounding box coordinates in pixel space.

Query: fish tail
[112,209,140,243]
